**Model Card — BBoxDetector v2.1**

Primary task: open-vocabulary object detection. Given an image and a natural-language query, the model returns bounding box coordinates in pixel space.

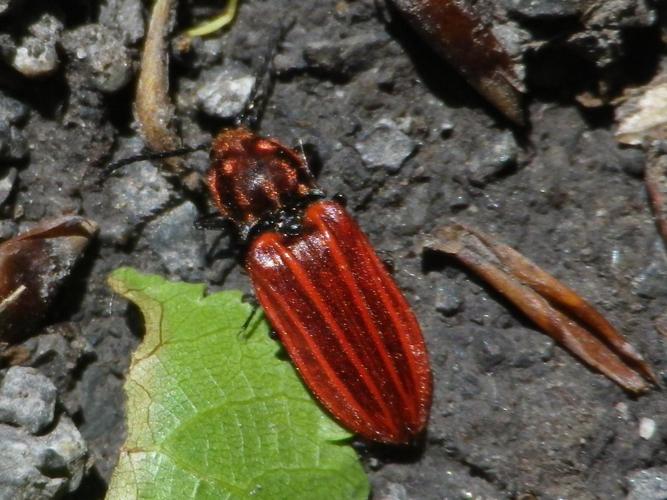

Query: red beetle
[208,127,432,444]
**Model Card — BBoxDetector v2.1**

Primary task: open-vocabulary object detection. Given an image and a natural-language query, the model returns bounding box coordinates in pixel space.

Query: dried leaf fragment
[391,0,525,125]
[615,74,667,146]
[613,67,667,254]
[424,223,656,393]
[135,0,201,191]
[0,215,98,342]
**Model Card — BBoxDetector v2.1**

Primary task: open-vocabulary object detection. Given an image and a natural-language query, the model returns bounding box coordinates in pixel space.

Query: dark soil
[1,0,666,498]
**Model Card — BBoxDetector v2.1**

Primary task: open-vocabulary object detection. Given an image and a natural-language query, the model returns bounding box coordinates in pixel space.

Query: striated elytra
[208,128,433,444]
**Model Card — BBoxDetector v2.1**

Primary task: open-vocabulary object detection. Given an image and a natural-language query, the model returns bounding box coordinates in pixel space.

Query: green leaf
[106,267,369,500]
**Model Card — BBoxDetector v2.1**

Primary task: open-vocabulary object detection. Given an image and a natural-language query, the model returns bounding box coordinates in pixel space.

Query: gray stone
[97,136,175,245]
[375,482,408,500]
[502,0,582,18]
[196,66,256,120]
[144,201,206,281]
[0,220,17,240]
[627,466,667,500]
[0,0,13,15]
[185,36,226,69]
[108,159,172,222]
[466,131,519,186]
[435,286,464,317]
[0,92,28,125]
[11,14,62,77]
[61,24,132,93]
[619,147,646,177]
[584,0,656,28]
[568,30,621,69]
[633,240,667,299]
[99,0,145,44]
[0,168,16,207]
[355,119,416,172]
[0,414,87,499]
[0,123,28,161]
[20,326,93,416]
[38,417,87,491]
[272,25,309,73]
[0,367,56,435]
[0,425,67,500]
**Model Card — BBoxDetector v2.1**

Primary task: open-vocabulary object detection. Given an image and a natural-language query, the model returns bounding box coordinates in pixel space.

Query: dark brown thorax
[208,128,320,237]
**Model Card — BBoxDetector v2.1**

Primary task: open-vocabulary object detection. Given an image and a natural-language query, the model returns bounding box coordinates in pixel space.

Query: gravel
[0,0,666,498]
[0,367,87,498]
[626,466,667,500]
[10,14,62,77]
[0,367,56,434]
[61,24,133,94]
[355,118,417,172]
[196,66,256,120]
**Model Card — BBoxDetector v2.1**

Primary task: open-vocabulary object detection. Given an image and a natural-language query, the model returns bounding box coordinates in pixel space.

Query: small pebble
[11,14,62,77]
[639,417,656,440]
[355,118,416,173]
[0,411,87,498]
[633,240,667,298]
[61,24,132,93]
[435,286,464,316]
[144,201,206,281]
[502,0,581,19]
[0,367,56,434]
[108,157,173,226]
[99,0,145,44]
[0,123,28,161]
[0,167,16,206]
[0,220,17,240]
[440,120,455,138]
[376,482,408,500]
[196,67,256,120]
[627,466,667,500]
[614,402,630,421]
[0,91,28,125]
[466,131,518,186]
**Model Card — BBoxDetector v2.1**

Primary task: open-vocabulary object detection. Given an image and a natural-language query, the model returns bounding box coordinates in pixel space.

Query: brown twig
[645,149,667,251]
[135,0,202,192]
[424,223,657,393]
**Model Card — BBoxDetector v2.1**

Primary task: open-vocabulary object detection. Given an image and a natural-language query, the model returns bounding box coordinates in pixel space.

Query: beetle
[206,126,433,444]
[104,7,433,445]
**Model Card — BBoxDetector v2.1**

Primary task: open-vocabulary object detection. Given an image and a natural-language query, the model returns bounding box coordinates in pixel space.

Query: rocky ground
[0,0,666,498]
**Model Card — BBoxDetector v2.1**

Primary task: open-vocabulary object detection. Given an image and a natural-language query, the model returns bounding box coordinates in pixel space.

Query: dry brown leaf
[424,223,656,393]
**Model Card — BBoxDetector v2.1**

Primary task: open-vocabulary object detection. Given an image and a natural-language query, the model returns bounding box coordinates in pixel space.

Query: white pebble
[639,417,656,440]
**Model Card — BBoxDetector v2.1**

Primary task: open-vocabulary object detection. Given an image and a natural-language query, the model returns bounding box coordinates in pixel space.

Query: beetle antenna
[96,142,210,185]
[235,19,295,131]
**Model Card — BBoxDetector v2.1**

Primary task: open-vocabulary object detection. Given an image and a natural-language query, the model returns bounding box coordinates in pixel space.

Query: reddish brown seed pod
[391,0,525,125]
[208,127,432,444]
[0,216,98,343]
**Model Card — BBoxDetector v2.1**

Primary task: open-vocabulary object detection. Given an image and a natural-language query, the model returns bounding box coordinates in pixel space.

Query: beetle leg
[237,302,264,340]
